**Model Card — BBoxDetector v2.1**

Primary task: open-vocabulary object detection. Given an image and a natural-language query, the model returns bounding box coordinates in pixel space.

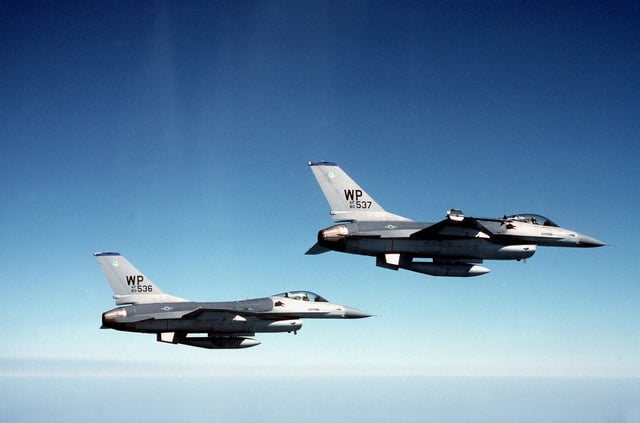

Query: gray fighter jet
[95,252,370,349]
[306,162,604,277]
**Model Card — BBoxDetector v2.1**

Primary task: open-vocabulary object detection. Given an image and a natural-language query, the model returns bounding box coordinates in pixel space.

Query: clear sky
[1,1,639,421]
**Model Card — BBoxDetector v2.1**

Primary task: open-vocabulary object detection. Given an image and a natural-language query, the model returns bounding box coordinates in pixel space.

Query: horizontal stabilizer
[305,243,331,255]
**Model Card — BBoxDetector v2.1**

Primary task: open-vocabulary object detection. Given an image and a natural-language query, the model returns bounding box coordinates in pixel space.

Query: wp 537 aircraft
[95,252,369,349]
[306,162,604,277]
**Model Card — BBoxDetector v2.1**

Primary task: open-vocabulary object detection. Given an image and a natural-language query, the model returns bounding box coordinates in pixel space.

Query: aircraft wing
[181,307,263,320]
[409,217,492,240]
[183,307,332,321]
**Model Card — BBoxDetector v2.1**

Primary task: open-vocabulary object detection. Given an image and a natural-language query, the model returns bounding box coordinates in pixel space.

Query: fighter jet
[95,252,370,349]
[306,162,604,277]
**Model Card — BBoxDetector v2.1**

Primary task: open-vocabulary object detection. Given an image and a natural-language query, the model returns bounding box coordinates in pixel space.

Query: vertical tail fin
[308,162,411,222]
[94,252,188,305]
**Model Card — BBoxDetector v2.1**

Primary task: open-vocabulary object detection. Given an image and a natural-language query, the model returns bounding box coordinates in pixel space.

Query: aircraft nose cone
[578,234,605,247]
[342,306,371,319]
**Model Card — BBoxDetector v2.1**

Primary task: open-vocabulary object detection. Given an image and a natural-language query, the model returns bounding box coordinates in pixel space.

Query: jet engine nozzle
[318,224,349,251]
[101,307,127,328]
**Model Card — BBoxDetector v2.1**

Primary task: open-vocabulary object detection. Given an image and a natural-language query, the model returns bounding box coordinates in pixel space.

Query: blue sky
[1,1,639,420]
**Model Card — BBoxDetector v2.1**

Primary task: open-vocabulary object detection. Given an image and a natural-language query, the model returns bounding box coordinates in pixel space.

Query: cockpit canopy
[272,291,329,302]
[506,214,558,227]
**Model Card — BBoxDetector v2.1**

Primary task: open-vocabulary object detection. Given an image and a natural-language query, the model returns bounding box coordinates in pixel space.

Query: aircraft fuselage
[317,217,603,261]
[102,296,368,336]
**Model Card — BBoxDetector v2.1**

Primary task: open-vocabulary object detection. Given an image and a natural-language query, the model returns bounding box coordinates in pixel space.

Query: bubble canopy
[272,291,329,302]
[506,214,559,227]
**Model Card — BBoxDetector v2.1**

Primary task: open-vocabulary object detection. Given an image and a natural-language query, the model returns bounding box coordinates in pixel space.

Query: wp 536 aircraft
[306,162,604,277]
[95,252,369,349]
